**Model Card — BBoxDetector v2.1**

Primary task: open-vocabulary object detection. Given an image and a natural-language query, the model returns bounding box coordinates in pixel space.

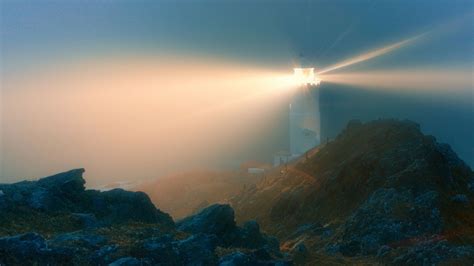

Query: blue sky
[2,0,472,70]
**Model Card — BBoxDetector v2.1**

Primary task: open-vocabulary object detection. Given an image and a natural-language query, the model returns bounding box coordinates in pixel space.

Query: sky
[1,0,473,185]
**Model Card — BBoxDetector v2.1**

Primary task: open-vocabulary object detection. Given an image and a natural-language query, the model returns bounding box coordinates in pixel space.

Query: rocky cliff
[231,119,474,265]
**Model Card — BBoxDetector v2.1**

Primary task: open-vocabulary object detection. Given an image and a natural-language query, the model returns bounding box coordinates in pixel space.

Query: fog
[2,54,297,186]
[1,1,472,185]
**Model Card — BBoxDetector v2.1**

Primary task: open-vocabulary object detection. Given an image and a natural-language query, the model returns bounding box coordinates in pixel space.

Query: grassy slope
[231,120,474,264]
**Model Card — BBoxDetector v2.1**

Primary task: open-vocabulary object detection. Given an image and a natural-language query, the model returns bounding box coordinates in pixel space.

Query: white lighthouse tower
[273,66,321,166]
[289,83,320,156]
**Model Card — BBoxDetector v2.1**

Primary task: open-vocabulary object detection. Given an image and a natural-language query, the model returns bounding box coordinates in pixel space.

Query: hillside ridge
[232,119,474,265]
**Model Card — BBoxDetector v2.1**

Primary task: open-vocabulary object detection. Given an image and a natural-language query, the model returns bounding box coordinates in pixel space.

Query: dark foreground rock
[124,204,289,265]
[0,169,289,265]
[0,169,173,228]
[177,204,282,255]
[0,233,73,265]
[219,251,291,266]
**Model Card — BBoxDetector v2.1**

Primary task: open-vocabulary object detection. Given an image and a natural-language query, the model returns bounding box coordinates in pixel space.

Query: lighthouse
[289,81,321,156]
[274,67,321,166]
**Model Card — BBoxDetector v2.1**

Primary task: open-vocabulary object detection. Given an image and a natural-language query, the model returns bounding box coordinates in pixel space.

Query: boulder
[92,188,174,225]
[218,250,292,266]
[174,233,218,265]
[0,233,73,264]
[71,213,98,228]
[109,257,141,266]
[451,194,469,204]
[49,232,107,249]
[219,252,254,266]
[392,240,474,265]
[89,244,118,264]
[37,168,86,193]
[0,168,86,212]
[132,233,220,265]
[338,188,443,256]
[177,204,279,251]
[0,168,174,228]
[132,234,180,264]
[177,204,236,238]
[240,221,265,246]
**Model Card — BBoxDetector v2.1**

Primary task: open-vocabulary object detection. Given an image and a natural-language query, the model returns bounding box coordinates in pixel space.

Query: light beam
[317,34,424,75]
[320,68,473,102]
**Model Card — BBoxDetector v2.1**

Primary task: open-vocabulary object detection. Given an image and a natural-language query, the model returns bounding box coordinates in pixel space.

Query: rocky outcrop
[390,239,474,265]
[337,188,443,256]
[177,204,236,239]
[232,119,474,265]
[0,169,288,265]
[86,188,173,225]
[0,169,86,212]
[0,233,73,265]
[0,169,173,227]
[109,257,141,266]
[218,250,291,266]
[177,204,282,254]
[122,204,289,265]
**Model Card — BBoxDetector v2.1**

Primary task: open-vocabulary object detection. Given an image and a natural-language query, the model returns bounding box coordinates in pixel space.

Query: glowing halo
[293,68,321,86]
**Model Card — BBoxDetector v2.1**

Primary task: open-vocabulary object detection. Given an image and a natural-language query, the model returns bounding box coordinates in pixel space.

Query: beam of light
[316,14,473,76]
[320,69,473,92]
[320,68,474,105]
[2,55,300,186]
[317,34,424,75]
[185,71,300,120]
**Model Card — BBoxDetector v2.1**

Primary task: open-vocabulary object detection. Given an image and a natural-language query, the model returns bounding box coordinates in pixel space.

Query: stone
[177,204,236,237]
[109,257,141,266]
[339,188,443,256]
[451,194,469,204]
[133,234,180,265]
[89,245,118,264]
[50,232,107,249]
[0,233,73,264]
[236,220,267,249]
[392,240,474,265]
[376,245,391,257]
[97,188,174,225]
[71,213,98,228]
[218,252,254,266]
[174,233,218,265]
[0,168,174,227]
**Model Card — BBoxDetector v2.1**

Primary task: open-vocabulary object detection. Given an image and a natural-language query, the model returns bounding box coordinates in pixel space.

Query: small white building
[247,168,265,174]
